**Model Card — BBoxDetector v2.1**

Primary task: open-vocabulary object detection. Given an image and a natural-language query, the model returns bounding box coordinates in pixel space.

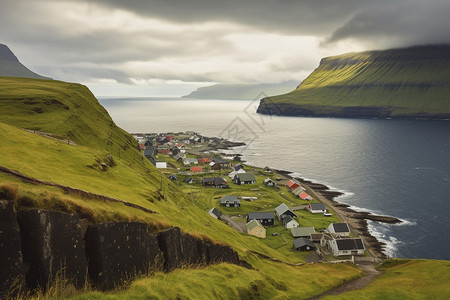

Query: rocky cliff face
[257,45,450,119]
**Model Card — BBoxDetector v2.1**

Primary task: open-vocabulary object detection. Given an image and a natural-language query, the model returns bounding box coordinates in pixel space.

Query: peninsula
[257,45,450,119]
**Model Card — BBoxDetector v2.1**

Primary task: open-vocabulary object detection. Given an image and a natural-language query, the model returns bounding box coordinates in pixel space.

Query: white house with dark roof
[208,207,222,219]
[282,215,299,229]
[308,203,326,214]
[328,223,351,237]
[329,238,365,256]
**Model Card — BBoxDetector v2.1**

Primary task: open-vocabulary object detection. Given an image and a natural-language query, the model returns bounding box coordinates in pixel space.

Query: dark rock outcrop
[0,200,24,299]
[17,209,87,290]
[181,233,200,265]
[157,227,183,271]
[84,222,156,291]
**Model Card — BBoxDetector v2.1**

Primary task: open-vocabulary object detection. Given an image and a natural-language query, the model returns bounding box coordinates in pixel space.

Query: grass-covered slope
[0,44,51,80]
[258,45,450,119]
[1,77,448,299]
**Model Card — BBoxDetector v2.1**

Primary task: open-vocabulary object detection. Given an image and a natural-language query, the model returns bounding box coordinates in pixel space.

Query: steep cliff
[257,45,450,119]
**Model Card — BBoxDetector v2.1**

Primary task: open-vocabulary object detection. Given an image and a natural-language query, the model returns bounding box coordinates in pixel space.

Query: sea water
[99,97,450,260]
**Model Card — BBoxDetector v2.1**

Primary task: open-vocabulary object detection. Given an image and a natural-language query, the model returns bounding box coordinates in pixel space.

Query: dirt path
[221,215,246,232]
[308,258,382,299]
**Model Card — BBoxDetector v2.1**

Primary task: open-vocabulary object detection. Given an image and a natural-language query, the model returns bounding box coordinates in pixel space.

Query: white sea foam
[368,221,403,258]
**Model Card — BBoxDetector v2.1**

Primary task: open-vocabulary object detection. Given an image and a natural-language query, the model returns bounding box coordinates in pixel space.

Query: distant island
[0,43,51,80]
[182,81,298,100]
[257,45,450,119]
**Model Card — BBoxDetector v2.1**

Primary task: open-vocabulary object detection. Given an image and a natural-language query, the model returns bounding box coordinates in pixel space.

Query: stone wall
[0,202,244,296]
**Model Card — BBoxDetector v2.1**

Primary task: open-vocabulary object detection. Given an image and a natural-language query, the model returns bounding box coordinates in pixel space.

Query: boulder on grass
[85,222,156,291]
[0,200,24,299]
[17,209,87,291]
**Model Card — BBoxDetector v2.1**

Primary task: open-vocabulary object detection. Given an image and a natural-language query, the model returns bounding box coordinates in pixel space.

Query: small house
[293,238,316,251]
[247,212,274,227]
[309,233,324,243]
[286,179,301,190]
[220,195,241,208]
[308,203,326,214]
[156,161,167,169]
[275,203,297,221]
[190,166,203,173]
[246,219,266,238]
[228,168,246,179]
[263,178,277,187]
[282,215,299,229]
[299,191,313,201]
[292,187,303,196]
[291,227,316,238]
[233,173,256,185]
[327,223,351,237]
[183,158,198,165]
[168,174,177,181]
[234,164,244,171]
[173,153,186,161]
[263,166,272,173]
[199,158,211,164]
[202,177,229,189]
[208,207,222,219]
[329,238,365,256]
[183,178,194,184]
[210,163,221,170]
[213,158,230,169]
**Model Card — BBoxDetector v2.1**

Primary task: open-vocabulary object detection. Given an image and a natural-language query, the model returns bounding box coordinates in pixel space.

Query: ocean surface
[99,97,450,260]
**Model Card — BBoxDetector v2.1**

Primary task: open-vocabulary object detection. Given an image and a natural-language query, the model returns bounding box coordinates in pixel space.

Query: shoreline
[271,169,401,258]
[205,137,401,259]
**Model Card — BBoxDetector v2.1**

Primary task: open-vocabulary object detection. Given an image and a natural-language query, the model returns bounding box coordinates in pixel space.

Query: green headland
[257,45,450,119]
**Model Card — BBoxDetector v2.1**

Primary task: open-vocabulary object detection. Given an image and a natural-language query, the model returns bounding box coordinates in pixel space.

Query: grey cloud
[324,1,450,47]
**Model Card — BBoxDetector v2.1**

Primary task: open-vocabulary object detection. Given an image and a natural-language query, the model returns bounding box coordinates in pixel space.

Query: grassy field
[259,45,450,118]
[1,76,449,299]
[321,259,450,299]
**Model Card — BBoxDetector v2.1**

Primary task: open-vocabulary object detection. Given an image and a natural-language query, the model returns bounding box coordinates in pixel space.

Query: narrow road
[308,258,382,299]
[221,215,246,232]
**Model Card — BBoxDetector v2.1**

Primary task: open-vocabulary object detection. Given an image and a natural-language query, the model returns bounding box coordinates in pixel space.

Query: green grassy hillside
[257,45,450,119]
[1,77,448,299]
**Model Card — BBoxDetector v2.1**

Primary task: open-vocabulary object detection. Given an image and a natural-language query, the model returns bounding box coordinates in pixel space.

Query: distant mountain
[182,81,298,100]
[0,43,51,80]
[257,45,450,119]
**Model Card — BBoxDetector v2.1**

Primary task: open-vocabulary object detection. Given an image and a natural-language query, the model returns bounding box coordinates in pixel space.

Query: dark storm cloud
[1,0,449,92]
[325,0,450,47]
[80,0,363,36]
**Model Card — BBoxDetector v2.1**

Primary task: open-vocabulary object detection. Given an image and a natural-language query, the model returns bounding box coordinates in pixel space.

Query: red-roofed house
[161,149,170,154]
[191,166,203,172]
[166,135,173,141]
[199,158,211,164]
[139,144,145,150]
[299,192,313,200]
[287,179,301,190]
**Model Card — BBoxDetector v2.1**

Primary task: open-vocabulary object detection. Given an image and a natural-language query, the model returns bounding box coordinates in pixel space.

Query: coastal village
[133,131,368,261]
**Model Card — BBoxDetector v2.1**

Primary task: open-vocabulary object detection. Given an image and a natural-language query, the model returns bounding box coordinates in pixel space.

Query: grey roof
[332,223,350,233]
[209,207,222,218]
[293,238,316,249]
[213,158,229,164]
[144,147,155,156]
[282,215,298,226]
[248,212,274,220]
[309,203,326,210]
[275,203,291,216]
[220,195,240,205]
[291,227,316,237]
[335,238,365,250]
[236,172,256,182]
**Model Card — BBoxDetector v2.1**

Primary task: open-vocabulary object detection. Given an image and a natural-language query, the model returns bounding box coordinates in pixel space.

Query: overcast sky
[1,0,450,96]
